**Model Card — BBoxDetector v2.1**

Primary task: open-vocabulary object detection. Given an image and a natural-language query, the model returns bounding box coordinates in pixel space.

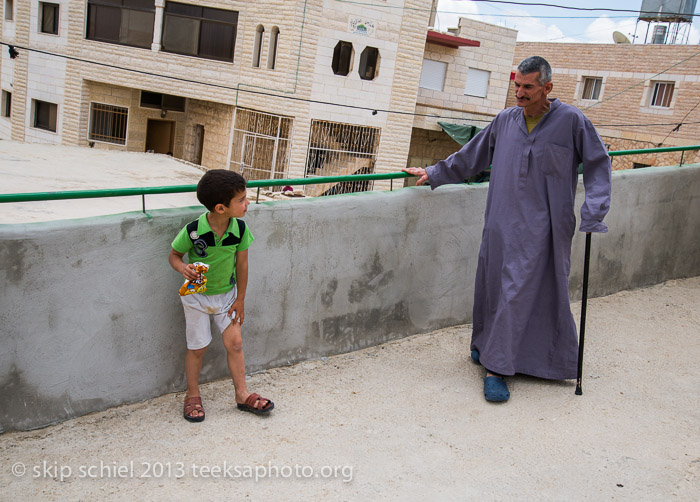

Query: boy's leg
[221,322,250,403]
[185,348,207,398]
[221,322,272,411]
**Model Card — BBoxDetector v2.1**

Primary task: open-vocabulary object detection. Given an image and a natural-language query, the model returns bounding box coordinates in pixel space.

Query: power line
[458,0,699,17]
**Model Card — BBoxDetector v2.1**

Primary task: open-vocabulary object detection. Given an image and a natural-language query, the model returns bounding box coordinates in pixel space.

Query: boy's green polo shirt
[171,213,254,295]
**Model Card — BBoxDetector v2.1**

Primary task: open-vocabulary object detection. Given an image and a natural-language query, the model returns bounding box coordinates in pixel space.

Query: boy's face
[216,189,249,218]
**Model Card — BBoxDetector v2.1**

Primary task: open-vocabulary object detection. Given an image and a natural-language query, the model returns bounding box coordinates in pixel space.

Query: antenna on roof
[613,31,632,44]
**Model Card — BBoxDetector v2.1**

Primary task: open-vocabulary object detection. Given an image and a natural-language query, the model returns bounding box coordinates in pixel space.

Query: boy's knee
[188,347,207,358]
[223,330,243,352]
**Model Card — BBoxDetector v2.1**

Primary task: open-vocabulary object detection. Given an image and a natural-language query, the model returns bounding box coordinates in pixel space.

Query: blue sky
[435,0,700,44]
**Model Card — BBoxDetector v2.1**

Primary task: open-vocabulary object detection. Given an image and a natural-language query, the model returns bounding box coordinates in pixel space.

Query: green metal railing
[1,145,698,210]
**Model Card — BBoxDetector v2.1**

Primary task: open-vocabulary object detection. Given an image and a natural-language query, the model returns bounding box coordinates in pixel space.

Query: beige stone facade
[508,43,700,170]
[1,1,521,194]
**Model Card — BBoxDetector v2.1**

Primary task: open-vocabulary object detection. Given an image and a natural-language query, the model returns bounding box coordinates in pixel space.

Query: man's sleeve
[171,225,192,254]
[577,117,612,233]
[425,117,497,190]
[237,224,254,252]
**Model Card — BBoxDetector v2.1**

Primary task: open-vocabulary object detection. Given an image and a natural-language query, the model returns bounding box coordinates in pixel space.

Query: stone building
[0,0,516,193]
[508,43,700,170]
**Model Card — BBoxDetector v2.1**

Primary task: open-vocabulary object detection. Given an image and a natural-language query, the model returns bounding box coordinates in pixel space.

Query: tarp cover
[437,121,483,146]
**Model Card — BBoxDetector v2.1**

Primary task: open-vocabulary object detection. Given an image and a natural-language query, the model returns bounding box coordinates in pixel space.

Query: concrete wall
[1,164,699,431]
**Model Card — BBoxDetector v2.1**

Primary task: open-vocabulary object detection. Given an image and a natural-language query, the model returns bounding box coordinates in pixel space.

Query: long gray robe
[426,99,611,380]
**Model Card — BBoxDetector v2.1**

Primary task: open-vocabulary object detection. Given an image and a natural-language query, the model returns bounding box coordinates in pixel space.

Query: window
[464,67,490,98]
[40,2,59,35]
[649,81,674,108]
[358,46,379,81]
[230,108,293,186]
[33,99,57,132]
[1,90,10,117]
[332,41,353,76]
[140,91,186,112]
[267,26,279,70]
[581,77,602,100]
[419,59,447,91]
[89,103,128,145]
[252,25,264,68]
[305,120,381,196]
[86,0,155,49]
[5,0,13,21]
[162,2,238,62]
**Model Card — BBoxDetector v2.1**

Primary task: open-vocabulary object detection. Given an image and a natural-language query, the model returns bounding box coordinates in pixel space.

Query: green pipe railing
[1,145,698,208]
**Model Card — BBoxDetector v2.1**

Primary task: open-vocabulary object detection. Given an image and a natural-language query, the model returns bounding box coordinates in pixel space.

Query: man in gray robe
[404,56,611,402]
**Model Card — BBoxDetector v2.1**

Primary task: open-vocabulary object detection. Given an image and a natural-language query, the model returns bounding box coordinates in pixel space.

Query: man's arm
[228,249,248,324]
[578,119,612,233]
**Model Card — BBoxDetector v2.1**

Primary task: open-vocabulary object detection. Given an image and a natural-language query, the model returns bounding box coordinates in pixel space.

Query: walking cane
[575,232,592,395]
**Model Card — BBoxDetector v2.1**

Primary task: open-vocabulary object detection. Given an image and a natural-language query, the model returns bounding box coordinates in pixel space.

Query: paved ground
[1,277,698,501]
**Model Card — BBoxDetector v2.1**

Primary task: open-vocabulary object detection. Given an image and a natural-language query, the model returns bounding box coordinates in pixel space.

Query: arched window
[253,25,264,68]
[267,26,279,69]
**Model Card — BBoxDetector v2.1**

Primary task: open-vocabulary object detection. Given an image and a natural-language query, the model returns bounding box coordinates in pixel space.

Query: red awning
[426,30,480,48]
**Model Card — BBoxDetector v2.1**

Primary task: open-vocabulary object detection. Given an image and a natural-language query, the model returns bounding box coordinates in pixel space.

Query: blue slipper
[470,349,481,365]
[483,375,510,402]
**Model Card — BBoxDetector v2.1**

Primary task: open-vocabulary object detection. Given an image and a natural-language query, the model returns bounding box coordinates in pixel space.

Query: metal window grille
[581,77,602,100]
[650,82,674,108]
[89,103,128,145]
[230,108,293,189]
[304,120,381,197]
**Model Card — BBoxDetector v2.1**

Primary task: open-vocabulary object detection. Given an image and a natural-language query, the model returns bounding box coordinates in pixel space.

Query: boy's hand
[181,263,200,281]
[229,299,245,325]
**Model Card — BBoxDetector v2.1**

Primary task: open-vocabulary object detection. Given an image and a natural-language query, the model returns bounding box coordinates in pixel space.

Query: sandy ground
[1,277,698,501]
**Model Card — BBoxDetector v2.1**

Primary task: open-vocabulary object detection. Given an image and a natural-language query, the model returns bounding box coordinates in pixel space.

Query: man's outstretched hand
[402,167,429,186]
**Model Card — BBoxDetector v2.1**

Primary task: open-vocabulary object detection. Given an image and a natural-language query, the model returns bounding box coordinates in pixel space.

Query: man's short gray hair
[517,56,552,85]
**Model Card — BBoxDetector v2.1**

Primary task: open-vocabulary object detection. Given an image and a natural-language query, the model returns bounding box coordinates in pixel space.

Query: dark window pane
[199,21,234,61]
[163,15,199,55]
[92,0,122,7]
[123,0,154,9]
[120,9,154,47]
[165,2,201,17]
[34,101,57,132]
[87,5,121,42]
[41,3,59,34]
[332,41,352,76]
[140,91,162,108]
[162,94,186,111]
[202,7,237,23]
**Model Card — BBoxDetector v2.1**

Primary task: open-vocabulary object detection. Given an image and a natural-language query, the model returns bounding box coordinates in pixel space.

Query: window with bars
[649,81,674,108]
[40,2,59,35]
[89,103,128,145]
[86,0,155,49]
[230,108,293,186]
[305,120,381,197]
[162,2,238,62]
[581,77,602,100]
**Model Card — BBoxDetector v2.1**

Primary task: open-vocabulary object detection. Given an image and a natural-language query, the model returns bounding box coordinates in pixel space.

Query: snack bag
[178,262,210,296]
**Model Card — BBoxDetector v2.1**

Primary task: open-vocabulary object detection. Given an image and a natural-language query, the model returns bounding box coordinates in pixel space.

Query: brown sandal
[237,393,274,415]
[183,396,205,422]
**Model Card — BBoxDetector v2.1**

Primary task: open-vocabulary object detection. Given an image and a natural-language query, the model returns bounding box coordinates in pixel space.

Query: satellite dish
[613,31,631,44]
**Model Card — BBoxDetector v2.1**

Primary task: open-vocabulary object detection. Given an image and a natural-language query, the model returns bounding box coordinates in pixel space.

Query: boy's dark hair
[196,169,247,211]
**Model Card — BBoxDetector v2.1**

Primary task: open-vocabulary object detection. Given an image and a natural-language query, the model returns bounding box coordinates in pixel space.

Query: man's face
[513,71,552,113]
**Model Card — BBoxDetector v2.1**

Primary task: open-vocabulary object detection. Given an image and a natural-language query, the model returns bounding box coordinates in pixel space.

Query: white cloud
[583,16,638,44]
[434,0,479,31]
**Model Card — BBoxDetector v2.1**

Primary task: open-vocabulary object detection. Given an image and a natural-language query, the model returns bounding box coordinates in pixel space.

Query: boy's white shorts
[180,286,237,350]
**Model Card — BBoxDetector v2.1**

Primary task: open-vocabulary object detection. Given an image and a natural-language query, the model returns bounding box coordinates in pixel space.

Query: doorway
[145,119,175,154]
[193,124,204,165]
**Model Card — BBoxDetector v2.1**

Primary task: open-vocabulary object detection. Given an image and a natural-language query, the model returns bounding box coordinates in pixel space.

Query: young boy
[169,169,274,422]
